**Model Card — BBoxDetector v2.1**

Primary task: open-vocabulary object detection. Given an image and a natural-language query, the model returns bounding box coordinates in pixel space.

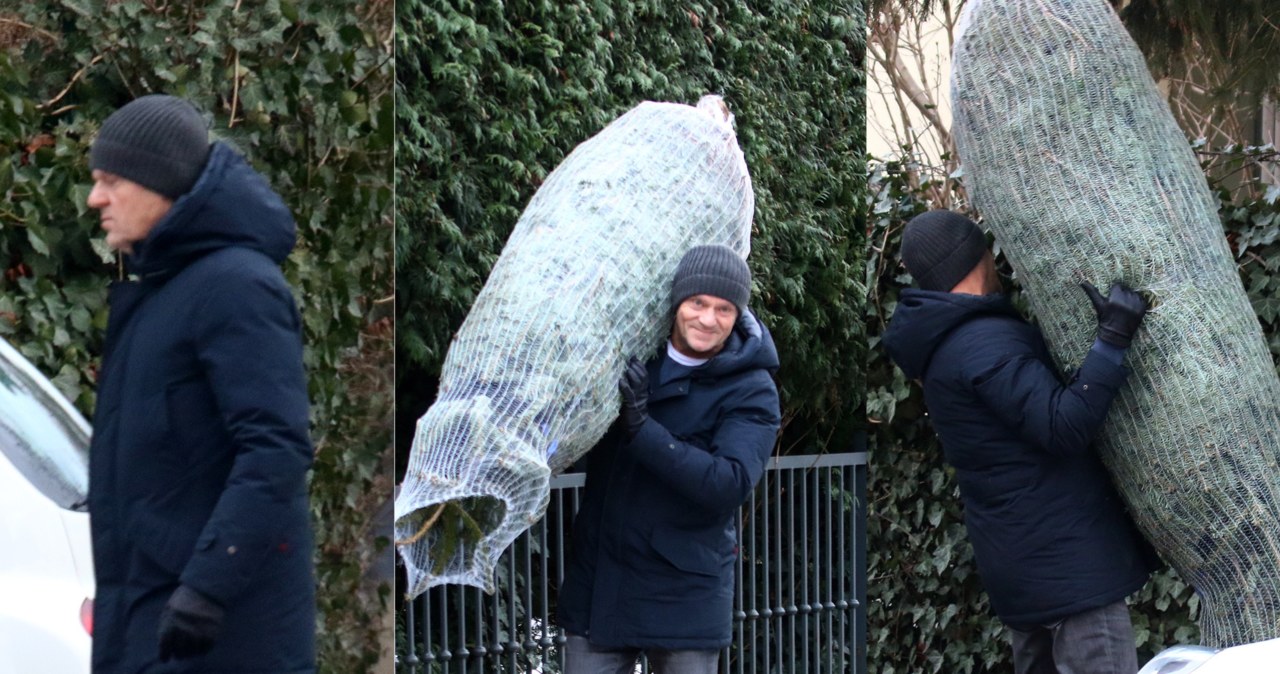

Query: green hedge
[865,147,1280,673]
[0,2,392,670]
[396,0,867,473]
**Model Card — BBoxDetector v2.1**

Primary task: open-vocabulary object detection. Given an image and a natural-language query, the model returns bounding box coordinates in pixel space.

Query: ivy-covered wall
[0,1,392,671]
[396,0,867,477]
[865,148,1280,673]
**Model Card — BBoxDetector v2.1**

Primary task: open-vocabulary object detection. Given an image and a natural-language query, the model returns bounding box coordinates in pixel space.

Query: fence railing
[397,449,867,674]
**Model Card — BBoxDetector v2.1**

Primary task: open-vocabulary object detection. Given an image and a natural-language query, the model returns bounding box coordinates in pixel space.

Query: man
[882,209,1159,674]
[86,94,315,673]
[558,244,782,673]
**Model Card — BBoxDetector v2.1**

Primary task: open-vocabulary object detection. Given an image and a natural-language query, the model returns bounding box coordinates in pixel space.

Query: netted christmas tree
[951,0,1280,647]
[395,97,755,597]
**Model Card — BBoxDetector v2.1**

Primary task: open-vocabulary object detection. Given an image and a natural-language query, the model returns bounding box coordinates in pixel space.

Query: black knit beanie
[669,244,752,311]
[900,210,989,291]
[90,95,211,200]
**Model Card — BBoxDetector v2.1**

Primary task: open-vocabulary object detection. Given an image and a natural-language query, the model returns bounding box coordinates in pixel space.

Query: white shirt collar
[666,340,710,367]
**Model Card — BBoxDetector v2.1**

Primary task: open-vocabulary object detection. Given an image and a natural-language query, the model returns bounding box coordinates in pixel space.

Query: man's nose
[86,184,106,208]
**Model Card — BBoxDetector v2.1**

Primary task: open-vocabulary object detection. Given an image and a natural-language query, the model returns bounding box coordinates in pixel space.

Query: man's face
[86,170,173,254]
[671,294,739,358]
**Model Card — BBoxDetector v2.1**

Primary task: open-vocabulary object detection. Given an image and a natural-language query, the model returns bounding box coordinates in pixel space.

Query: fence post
[854,431,869,674]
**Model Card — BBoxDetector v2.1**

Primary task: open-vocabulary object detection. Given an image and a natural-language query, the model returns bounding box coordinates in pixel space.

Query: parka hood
[126,142,296,279]
[698,308,780,379]
[882,289,1020,379]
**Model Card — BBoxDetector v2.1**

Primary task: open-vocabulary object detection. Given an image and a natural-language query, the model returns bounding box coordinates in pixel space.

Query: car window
[0,339,90,512]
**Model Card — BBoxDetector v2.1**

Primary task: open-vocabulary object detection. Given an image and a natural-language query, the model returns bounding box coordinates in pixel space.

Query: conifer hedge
[0,2,392,670]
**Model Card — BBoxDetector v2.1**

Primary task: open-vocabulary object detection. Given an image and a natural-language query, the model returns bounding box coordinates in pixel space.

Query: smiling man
[85,95,315,674]
[558,244,782,674]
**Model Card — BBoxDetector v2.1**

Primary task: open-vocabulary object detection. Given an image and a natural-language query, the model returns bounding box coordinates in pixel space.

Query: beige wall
[867,8,956,164]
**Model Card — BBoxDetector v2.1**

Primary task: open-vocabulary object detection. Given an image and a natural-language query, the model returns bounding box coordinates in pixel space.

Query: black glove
[157,585,224,662]
[1080,280,1148,348]
[618,357,650,438]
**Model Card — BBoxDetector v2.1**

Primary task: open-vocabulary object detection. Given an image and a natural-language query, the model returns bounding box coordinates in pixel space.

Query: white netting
[952,0,1280,646]
[396,97,755,597]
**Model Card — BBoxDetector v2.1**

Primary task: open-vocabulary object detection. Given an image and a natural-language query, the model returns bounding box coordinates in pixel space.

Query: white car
[1140,637,1280,673]
[0,338,94,673]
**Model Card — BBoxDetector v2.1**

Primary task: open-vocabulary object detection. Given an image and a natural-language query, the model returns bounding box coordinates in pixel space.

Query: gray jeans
[1008,599,1139,674]
[564,634,719,674]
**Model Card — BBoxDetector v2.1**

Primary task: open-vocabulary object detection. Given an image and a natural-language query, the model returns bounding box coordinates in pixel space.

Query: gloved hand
[1080,280,1148,348]
[618,357,650,438]
[157,585,224,662]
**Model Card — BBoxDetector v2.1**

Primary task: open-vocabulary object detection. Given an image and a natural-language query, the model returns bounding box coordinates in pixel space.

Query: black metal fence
[397,450,867,674]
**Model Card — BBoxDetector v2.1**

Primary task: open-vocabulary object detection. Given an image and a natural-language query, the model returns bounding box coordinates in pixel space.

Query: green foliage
[396,0,867,474]
[866,146,1280,672]
[1117,0,1280,100]
[0,1,392,670]
[1207,146,1280,362]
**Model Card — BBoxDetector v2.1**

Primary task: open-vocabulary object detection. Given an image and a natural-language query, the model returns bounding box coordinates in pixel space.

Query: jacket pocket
[671,432,712,452]
[165,375,217,440]
[127,507,202,579]
[136,389,171,445]
[650,526,734,577]
[163,375,229,473]
[118,390,171,472]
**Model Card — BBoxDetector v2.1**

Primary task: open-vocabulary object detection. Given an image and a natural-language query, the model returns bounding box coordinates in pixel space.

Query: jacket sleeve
[625,374,780,516]
[965,328,1130,459]
[178,264,312,607]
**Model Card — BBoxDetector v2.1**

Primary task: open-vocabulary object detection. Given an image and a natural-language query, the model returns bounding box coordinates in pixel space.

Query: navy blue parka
[882,289,1156,627]
[89,143,315,673]
[558,311,781,649]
